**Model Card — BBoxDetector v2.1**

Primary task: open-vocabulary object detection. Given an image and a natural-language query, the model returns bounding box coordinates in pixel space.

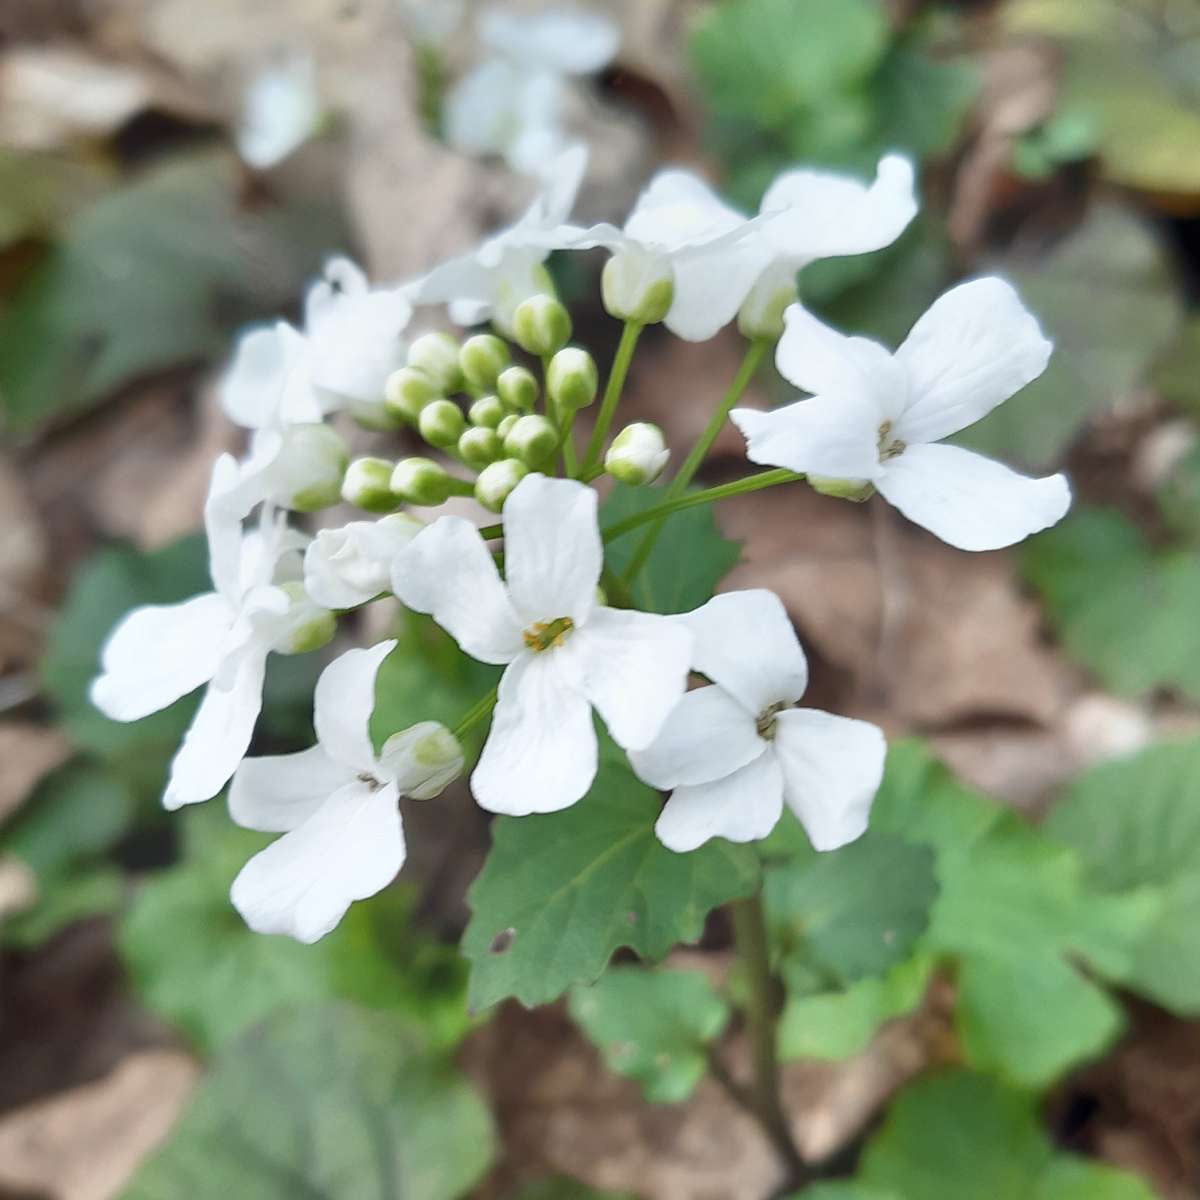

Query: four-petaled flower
[392,474,694,814]
[229,640,463,943]
[733,279,1071,551]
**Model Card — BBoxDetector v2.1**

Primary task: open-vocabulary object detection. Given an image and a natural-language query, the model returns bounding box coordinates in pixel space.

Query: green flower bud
[605,422,669,486]
[497,365,538,413]
[458,425,504,468]
[495,413,519,440]
[407,331,463,394]
[274,424,348,512]
[602,249,674,324]
[468,394,506,428]
[391,456,454,506]
[512,294,572,358]
[384,365,440,423]
[737,262,796,341]
[273,582,336,655]
[547,347,599,411]
[378,721,464,800]
[504,413,559,467]
[342,456,399,512]
[418,398,467,448]
[808,475,876,503]
[475,459,529,512]
[460,333,510,392]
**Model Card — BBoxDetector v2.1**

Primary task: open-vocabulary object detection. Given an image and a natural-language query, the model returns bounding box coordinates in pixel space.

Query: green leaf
[601,483,741,615]
[1153,316,1200,414]
[119,805,471,1053]
[1022,507,1200,702]
[1032,1158,1159,1200]
[789,1188,899,1200]
[764,832,938,985]
[568,967,729,1103]
[462,756,760,1010]
[962,205,1183,470]
[873,39,978,163]
[2,866,124,949]
[122,1004,495,1200]
[0,150,348,435]
[1045,738,1200,1014]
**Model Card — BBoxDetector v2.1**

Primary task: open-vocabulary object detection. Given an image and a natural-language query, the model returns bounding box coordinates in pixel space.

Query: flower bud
[460,333,510,392]
[458,426,504,469]
[391,456,455,506]
[378,721,464,800]
[384,365,440,423]
[547,347,598,411]
[468,394,506,428]
[342,456,400,512]
[512,294,572,358]
[272,581,336,655]
[604,422,669,486]
[497,365,538,413]
[475,458,529,512]
[418,398,467,448]
[602,248,674,324]
[268,423,348,511]
[348,397,404,432]
[504,414,559,468]
[737,262,796,341]
[304,513,422,610]
[407,331,463,394]
[495,413,519,440]
[807,475,876,503]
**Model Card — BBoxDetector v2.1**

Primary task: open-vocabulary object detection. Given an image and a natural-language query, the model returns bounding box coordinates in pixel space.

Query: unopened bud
[342,456,399,512]
[407,331,463,394]
[547,347,598,411]
[497,365,538,413]
[468,394,506,429]
[512,294,572,358]
[385,365,440,423]
[737,263,795,341]
[460,333,510,392]
[475,459,529,512]
[504,414,559,467]
[807,475,876,503]
[605,422,669,486]
[273,581,336,655]
[418,398,466,448]
[272,424,348,511]
[495,413,519,440]
[602,249,674,324]
[379,721,464,800]
[391,456,455,506]
[458,426,504,468]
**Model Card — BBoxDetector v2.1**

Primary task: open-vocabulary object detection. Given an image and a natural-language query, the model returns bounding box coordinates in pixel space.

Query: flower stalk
[581,320,644,474]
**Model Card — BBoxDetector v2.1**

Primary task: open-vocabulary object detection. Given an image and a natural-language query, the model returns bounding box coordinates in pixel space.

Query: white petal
[665,236,773,342]
[205,454,248,602]
[559,607,693,752]
[529,142,587,225]
[876,443,1071,551]
[444,58,521,158]
[655,750,784,853]
[761,154,917,266]
[893,277,1053,445]
[732,395,881,481]
[231,779,405,943]
[303,515,421,610]
[680,590,808,714]
[229,744,356,833]
[163,646,268,810]
[237,54,320,170]
[471,651,597,815]
[629,685,763,789]
[481,6,619,74]
[90,593,232,722]
[503,475,601,625]
[219,322,319,429]
[391,517,524,665]
[773,709,885,851]
[313,640,397,774]
[625,169,749,252]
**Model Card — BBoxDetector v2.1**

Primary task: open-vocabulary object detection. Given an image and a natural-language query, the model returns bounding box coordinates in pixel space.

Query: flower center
[877,420,906,462]
[756,701,788,740]
[523,616,575,652]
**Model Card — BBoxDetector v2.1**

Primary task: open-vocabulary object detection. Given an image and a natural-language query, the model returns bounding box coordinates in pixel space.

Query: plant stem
[581,320,643,474]
[543,353,579,477]
[620,337,769,583]
[452,685,498,740]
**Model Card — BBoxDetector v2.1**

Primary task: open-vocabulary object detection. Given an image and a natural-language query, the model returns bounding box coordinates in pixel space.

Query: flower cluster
[92,141,1069,942]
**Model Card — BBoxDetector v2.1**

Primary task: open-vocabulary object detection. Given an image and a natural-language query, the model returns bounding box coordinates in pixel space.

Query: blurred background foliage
[1,0,1200,1197]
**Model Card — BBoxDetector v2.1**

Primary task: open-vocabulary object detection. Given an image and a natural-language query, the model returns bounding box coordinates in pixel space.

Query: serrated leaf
[1022,507,1200,702]
[121,1004,494,1200]
[462,757,760,1010]
[601,483,741,615]
[568,967,729,1103]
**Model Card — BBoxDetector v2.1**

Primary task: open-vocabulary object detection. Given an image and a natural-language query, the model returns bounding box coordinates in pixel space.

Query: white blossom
[630,590,886,853]
[732,279,1071,551]
[391,474,693,815]
[237,53,321,170]
[229,641,463,942]
[303,513,423,610]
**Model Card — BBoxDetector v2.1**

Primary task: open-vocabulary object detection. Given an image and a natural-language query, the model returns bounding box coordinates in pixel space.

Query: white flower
[220,320,320,431]
[237,53,321,170]
[392,474,694,815]
[630,590,886,853]
[732,280,1072,551]
[303,513,423,610]
[90,455,312,810]
[407,143,586,334]
[229,641,463,942]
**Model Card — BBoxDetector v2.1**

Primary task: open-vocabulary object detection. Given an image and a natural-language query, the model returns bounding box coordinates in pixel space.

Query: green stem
[452,686,498,740]
[581,320,643,474]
